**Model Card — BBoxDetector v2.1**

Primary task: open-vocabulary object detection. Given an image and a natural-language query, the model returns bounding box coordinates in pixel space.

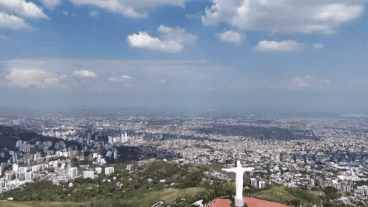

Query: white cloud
[185,11,203,19]
[40,0,62,10]
[7,69,59,88]
[216,30,244,44]
[73,70,97,78]
[108,75,132,82]
[289,75,338,91]
[0,0,48,19]
[227,80,247,90]
[0,35,9,41]
[1,58,237,92]
[313,43,324,49]
[127,25,197,53]
[157,80,166,83]
[201,0,365,34]
[89,11,99,17]
[63,11,69,16]
[69,0,185,18]
[254,40,305,52]
[0,12,31,30]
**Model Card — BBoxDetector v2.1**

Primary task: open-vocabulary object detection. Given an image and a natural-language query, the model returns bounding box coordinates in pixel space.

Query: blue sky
[0,0,368,114]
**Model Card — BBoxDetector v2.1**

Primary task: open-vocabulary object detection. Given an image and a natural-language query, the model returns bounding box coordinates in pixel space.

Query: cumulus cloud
[0,13,30,30]
[0,0,48,19]
[216,30,245,44]
[7,69,59,88]
[68,0,185,18]
[313,43,324,49]
[255,40,305,52]
[73,70,97,78]
[40,0,62,9]
[89,11,99,17]
[127,25,197,53]
[0,0,48,30]
[201,0,365,34]
[289,75,338,91]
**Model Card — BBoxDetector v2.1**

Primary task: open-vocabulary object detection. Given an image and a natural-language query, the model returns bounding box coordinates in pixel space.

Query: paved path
[206,197,291,207]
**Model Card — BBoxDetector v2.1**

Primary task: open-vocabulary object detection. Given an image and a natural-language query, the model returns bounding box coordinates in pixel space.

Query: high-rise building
[69,167,78,179]
[18,172,25,181]
[12,163,18,173]
[114,149,118,160]
[83,171,95,179]
[25,172,32,181]
[250,178,257,188]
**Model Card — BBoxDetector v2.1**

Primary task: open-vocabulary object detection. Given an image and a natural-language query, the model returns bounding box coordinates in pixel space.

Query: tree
[314,179,319,187]
[323,186,338,201]
[289,198,301,207]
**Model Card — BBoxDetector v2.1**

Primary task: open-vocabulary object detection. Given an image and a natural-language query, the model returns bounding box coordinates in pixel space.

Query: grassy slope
[255,185,297,204]
[254,185,323,206]
[122,186,207,206]
[0,187,206,207]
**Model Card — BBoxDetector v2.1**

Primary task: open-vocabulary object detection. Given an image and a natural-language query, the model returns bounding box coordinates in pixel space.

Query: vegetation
[0,161,358,207]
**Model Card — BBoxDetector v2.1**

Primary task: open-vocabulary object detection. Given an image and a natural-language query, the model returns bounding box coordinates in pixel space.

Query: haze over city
[1,0,368,207]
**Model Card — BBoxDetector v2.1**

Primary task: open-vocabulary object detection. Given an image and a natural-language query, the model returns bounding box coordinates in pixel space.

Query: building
[105,167,114,176]
[126,164,134,171]
[69,167,78,179]
[95,167,102,174]
[34,153,41,161]
[250,178,258,188]
[121,132,128,143]
[32,165,41,172]
[25,172,32,181]
[342,183,352,193]
[259,180,266,189]
[18,172,25,181]
[83,171,95,179]
[12,163,18,173]
[97,155,102,163]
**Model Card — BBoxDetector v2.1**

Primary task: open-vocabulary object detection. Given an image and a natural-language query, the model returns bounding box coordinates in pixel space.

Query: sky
[0,0,368,115]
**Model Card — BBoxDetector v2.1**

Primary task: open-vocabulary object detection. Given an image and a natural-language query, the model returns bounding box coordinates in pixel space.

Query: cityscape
[1,0,368,206]
[0,113,368,206]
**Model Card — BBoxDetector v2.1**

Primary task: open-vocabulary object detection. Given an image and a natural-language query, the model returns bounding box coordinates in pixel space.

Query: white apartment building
[259,180,266,189]
[12,163,18,173]
[69,167,78,178]
[83,171,95,179]
[105,167,114,176]
[250,178,257,188]
[95,167,102,174]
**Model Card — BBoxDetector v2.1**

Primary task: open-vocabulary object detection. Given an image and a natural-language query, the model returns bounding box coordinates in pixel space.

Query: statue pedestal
[235,197,244,207]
